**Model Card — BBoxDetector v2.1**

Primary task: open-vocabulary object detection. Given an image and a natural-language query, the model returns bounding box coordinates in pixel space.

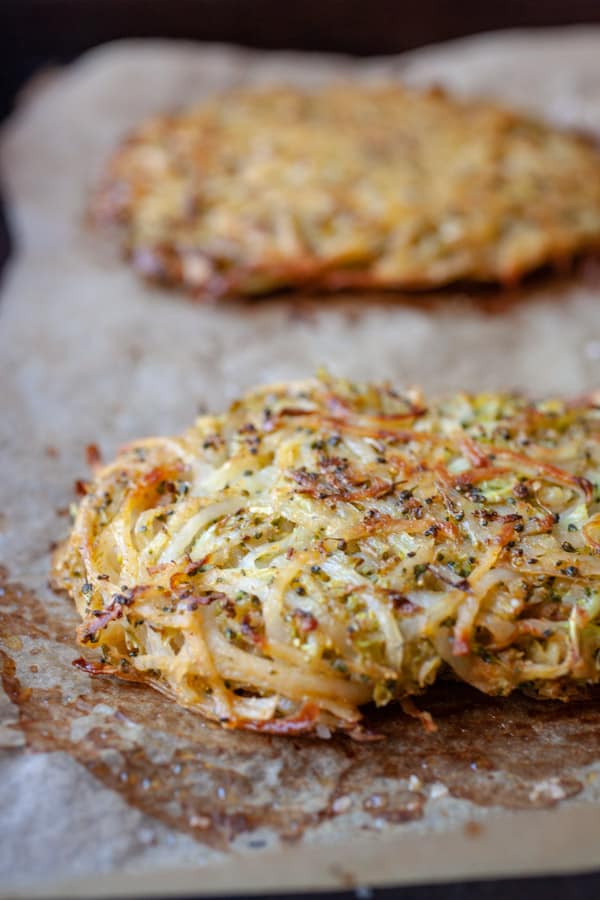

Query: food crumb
[189,814,211,830]
[363,793,387,810]
[528,779,566,803]
[3,635,22,651]
[464,820,483,838]
[85,443,102,468]
[429,782,449,799]
[316,723,332,739]
[332,794,352,814]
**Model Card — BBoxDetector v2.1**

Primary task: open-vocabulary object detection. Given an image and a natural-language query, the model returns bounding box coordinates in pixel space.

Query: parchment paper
[2,27,600,898]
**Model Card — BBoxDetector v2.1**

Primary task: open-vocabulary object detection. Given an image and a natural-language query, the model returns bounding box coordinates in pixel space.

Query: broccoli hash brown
[92,85,600,299]
[53,374,600,736]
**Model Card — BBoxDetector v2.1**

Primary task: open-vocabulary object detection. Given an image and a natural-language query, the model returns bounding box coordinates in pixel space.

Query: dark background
[3,0,600,121]
[1,2,600,897]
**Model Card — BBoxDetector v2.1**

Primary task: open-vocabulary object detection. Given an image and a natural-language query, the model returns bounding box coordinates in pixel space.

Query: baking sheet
[2,27,600,897]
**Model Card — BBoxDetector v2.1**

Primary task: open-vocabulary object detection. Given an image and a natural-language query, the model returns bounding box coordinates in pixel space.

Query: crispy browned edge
[88,101,600,301]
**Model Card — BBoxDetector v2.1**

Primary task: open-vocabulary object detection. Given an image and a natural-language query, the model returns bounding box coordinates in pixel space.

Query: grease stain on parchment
[1,566,600,849]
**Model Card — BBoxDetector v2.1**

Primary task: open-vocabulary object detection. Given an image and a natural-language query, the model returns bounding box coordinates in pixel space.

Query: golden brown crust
[92,85,600,299]
[53,374,600,735]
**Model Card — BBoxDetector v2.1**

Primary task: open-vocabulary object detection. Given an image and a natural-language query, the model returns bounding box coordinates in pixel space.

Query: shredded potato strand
[53,374,600,735]
[91,85,600,299]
